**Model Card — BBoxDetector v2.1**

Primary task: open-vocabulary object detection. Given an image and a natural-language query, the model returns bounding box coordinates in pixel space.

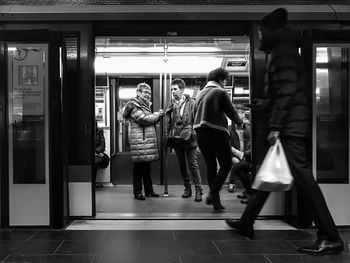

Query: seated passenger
[95,121,109,186]
[227,113,252,204]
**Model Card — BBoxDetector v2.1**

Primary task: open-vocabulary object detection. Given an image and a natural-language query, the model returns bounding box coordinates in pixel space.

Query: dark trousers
[172,144,202,187]
[241,136,340,241]
[230,161,252,194]
[195,128,232,194]
[133,161,154,195]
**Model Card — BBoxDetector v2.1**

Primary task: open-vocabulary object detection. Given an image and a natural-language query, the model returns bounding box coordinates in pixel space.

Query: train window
[314,45,349,183]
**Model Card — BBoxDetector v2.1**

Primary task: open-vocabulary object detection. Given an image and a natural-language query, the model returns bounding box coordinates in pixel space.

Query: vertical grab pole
[162,42,169,196]
[159,71,164,186]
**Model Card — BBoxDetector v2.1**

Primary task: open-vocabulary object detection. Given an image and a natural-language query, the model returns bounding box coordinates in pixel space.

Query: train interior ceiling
[94,36,250,219]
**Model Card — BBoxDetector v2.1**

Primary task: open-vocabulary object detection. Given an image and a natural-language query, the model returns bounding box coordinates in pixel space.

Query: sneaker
[228,184,235,193]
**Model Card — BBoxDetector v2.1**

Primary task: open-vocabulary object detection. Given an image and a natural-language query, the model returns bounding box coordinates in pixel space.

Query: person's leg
[173,144,192,197]
[228,157,240,192]
[235,161,253,195]
[133,162,144,200]
[282,137,340,241]
[212,132,232,194]
[142,162,156,196]
[185,147,202,201]
[196,129,217,194]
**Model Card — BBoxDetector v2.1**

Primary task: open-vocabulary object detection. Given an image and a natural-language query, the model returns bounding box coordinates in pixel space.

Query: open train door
[0,30,68,228]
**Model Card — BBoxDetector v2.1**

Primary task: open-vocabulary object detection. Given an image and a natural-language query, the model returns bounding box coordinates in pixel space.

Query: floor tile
[32,230,107,241]
[181,254,269,263]
[92,254,180,263]
[101,230,174,241]
[174,230,247,241]
[4,254,92,263]
[138,240,219,256]
[253,230,315,240]
[55,240,137,255]
[215,240,296,254]
[0,255,9,261]
[0,230,36,241]
[0,241,61,254]
[266,254,350,263]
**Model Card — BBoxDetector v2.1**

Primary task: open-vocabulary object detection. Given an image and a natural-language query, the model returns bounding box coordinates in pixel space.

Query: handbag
[252,139,293,192]
[97,152,110,169]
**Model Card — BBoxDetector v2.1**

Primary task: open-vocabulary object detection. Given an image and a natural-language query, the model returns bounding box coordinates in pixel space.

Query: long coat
[261,27,310,138]
[122,97,162,162]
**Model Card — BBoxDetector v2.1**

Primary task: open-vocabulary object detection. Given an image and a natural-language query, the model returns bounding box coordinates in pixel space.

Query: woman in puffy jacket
[122,83,165,200]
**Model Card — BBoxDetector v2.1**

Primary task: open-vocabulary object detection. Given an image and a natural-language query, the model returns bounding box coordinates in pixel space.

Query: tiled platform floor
[0,220,349,262]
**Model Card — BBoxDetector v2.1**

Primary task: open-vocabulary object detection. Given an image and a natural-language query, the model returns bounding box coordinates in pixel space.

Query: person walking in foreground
[225,8,344,256]
[122,83,165,200]
[166,78,203,202]
[193,68,243,211]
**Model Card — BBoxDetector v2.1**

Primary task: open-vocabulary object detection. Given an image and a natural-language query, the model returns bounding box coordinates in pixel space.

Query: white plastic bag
[252,139,294,192]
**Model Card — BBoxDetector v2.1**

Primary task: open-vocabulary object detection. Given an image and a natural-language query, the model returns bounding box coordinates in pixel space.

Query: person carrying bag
[252,138,293,192]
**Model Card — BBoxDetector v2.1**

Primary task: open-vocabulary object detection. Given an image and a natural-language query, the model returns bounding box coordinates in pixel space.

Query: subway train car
[0,2,350,228]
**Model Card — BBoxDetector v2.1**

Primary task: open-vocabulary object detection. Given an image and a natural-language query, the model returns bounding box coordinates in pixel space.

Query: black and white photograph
[0,1,349,263]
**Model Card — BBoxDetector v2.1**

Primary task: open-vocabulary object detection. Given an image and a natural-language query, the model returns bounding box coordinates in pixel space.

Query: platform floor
[0,220,349,262]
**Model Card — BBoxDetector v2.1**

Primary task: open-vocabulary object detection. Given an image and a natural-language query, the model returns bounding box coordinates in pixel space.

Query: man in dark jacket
[166,78,203,202]
[225,8,343,256]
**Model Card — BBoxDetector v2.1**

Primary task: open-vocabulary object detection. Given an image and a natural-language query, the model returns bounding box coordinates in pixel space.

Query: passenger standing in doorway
[122,83,165,200]
[165,78,203,202]
[193,68,243,211]
[226,8,344,255]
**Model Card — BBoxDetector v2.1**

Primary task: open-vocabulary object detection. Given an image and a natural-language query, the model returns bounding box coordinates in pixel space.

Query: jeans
[195,127,232,194]
[172,144,202,187]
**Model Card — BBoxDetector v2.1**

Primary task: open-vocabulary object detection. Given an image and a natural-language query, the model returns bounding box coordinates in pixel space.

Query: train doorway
[93,36,251,219]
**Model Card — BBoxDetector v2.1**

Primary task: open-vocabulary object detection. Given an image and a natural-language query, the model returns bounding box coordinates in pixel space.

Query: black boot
[212,193,225,211]
[145,191,160,197]
[194,186,203,202]
[182,184,192,198]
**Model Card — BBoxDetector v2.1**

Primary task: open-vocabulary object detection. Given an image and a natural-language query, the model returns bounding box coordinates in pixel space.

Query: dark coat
[193,81,243,135]
[95,128,105,154]
[262,27,310,138]
[165,94,197,148]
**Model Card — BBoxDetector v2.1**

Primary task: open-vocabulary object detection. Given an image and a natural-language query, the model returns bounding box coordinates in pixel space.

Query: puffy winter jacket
[261,27,310,137]
[122,97,162,162]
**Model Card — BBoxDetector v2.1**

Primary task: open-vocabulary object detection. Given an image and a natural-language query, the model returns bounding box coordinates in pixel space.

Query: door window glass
[315,46,349,183]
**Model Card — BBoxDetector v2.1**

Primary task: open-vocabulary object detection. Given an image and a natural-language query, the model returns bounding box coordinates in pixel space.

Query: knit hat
[260,8,287,32]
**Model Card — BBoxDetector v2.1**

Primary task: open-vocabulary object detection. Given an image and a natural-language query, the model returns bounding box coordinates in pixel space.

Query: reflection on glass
[8,45,47,184]
[315,46,349,183]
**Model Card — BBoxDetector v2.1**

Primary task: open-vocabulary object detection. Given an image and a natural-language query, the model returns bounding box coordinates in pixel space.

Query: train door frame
[93,21,290,219]
[300,29,350,226]
[0,29,67,228]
